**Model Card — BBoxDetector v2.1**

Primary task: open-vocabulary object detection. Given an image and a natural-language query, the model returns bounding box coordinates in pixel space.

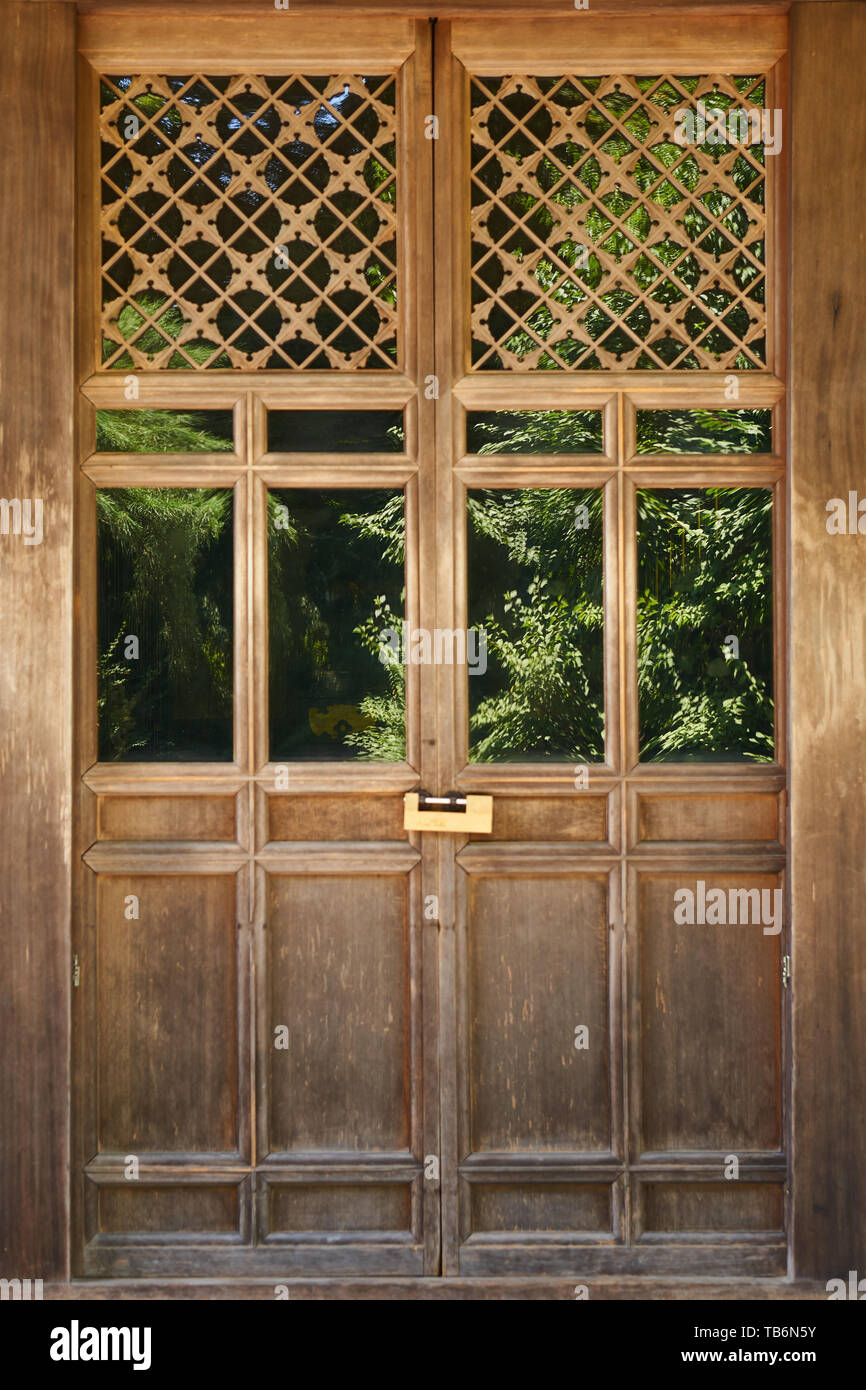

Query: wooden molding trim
[57,1,821,13]
[79,13,416,67]
[451,13,788,69]
[42,1276,829,1299]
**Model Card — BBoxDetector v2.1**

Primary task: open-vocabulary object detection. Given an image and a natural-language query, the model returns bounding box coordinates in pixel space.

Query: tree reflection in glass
[467,487,605,762]
[268,489,406,761]
[95,409,235,453]
[637,487,774,761]
[97,487,234,761]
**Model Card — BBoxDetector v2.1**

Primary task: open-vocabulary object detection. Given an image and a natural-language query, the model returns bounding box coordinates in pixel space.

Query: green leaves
[94,417,775,766]
[637,487,773,761]
[95,409,234,454]
[96,488,233,760]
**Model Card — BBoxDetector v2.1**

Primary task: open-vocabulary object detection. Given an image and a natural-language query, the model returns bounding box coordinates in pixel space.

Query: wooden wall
[0,1,75,1280]
[790,1,866,1281]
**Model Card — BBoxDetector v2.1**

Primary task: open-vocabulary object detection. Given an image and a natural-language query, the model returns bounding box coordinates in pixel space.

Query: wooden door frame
[2,0,864,1297]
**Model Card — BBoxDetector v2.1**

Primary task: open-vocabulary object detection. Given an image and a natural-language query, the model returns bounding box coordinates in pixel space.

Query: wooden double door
[73,10,789,1280]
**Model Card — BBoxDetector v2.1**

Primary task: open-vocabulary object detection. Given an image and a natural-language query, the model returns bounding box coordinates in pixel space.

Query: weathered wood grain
[0,0,75,1281]
[790,1,866,1281]
[41,1274,828,1299]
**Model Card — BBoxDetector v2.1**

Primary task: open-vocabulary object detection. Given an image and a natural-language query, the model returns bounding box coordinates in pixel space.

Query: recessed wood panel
[469,1182,611,1235]
[266,1182,412,1235]
[98,795,236,842]
[469,796,608,843]
[640,1182,784,1235]
[267,875,411,1152]
[96,1183,240,1235]
[267,795,406,843]
[637,873,782,1153]
[636,793,779,845]
[465,874,611,1153]
[96,874,240,1153]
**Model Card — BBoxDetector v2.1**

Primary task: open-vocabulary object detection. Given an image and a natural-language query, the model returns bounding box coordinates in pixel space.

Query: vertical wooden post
[790,1,866,1280]
[0,1,76,1280]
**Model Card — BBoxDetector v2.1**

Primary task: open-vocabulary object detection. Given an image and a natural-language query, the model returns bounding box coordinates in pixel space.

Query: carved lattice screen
[469,73,768,371]
[99,73,399,371]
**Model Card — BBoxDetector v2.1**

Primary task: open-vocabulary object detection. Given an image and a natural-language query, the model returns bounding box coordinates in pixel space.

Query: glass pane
[636,408,771,454]
[467,488,604,762]
[268,489,405,761]
[466,409,604,455]
[97,488,233,761]
[95,408,235,452]
[637,487,773,762]
[267,410,404,454]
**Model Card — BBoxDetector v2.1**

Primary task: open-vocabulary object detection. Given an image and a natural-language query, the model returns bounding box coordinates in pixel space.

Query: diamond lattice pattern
[99,73,399,370]
[470,73,768,371]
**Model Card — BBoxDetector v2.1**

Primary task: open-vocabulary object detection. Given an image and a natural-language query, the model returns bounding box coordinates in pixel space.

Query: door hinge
[782,954,791,990]
[72,953,81,988]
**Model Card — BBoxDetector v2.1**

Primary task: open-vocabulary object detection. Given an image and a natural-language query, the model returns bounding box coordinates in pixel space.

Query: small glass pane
[268,489,405,761]
[637,487,773,762]
[96,409,235,453]
[635,408,772,454]
[467,488,604,762]
[466,409,604,455]
[267,410,404,454]
[97,488,234,761]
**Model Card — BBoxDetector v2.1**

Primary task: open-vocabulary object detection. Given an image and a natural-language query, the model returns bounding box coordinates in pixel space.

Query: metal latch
[782,955,791,990]
[404,790,493,833]
[72,953,81,988]
[419,791,466,811]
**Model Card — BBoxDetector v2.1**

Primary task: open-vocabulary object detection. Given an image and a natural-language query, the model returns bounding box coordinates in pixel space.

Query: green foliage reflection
[97,488,233,761]
[94,408,774,765]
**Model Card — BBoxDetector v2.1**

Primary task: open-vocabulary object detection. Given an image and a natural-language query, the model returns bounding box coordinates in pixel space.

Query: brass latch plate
[403,791,493,833]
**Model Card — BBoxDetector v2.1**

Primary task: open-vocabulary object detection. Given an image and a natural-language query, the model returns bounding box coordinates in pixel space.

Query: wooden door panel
[88,1177,245,1239]
[634,870,784,1155]
[96,793,239,843]
[467,794,610,844]
[451,864,623,1273]
[634,1179,785,1240]
[630,788,784,850]
[460,871,614,1155]
[264,792,409,844]
[258,1174,419,1256]
[82,1172,252,1277]
[79,869,251,1276]
[466,1180,614,1237]
[94,872,243,1157]
[264,872,414,1156]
